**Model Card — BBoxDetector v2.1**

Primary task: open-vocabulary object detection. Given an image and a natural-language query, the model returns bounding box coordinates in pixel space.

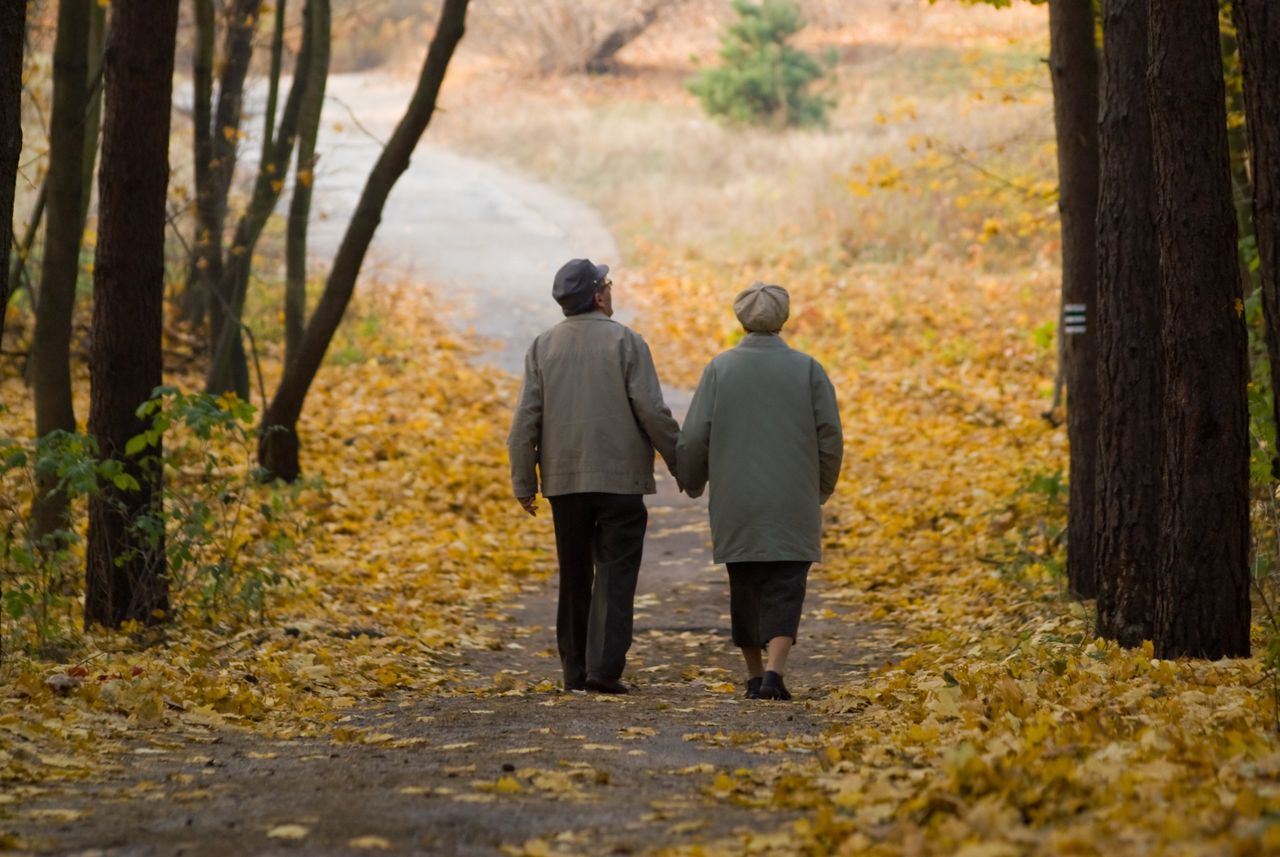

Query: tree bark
[259,0,470,481]
[181,0,216,327]
[78,1,105,233]
[196,0,262,360]
[1233,0,1280,473]
[286,0,330,370]
[31,0,92,544]
[260,0,286,165]
[1148,0,1250,659]
[85,0,179,629]
[1094,0,1159,647]
[206,1,314,396]
[1047,0,1101,600]
[0,0,24,345]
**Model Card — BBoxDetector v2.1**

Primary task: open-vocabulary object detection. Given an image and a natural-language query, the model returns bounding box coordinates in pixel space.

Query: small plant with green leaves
[127,388,309,624]
[687,0,834,129]
[0,428,101,661]
[0,392,308,664]
[981,469,1067,586]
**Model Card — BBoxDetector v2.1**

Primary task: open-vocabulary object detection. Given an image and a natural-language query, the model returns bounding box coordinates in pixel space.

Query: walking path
[295,72,620,375]
[4,73,893,856]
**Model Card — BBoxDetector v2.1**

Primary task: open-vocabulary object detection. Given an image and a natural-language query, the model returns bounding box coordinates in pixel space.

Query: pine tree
[688,0,832,129]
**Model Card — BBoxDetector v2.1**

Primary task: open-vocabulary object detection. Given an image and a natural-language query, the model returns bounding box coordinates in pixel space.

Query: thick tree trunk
[206,2,314,397]
[85,0,179,629]
[286,0,330,370]
[1148,0,1250,659]
[1047,0,1101,600]
[259,0,470,481]
[1233,0,1280,471]
[181,0,216,327]
[31,0,91,544]
[197,0,262,361]
[0,0,24,344]
[1095,0,1160,647]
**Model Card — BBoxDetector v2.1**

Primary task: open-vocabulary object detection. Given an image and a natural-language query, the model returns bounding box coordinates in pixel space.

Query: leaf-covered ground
[6,3,1280,852]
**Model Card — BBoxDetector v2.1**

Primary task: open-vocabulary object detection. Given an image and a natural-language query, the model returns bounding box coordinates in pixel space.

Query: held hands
[668,457,703,499]
[517,495,538,517]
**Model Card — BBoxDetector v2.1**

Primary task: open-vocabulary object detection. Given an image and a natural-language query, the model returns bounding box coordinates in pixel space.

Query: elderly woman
[677,283,843,700]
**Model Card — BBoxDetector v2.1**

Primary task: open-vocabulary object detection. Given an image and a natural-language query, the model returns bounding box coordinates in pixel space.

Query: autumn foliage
[3,2,1280,854]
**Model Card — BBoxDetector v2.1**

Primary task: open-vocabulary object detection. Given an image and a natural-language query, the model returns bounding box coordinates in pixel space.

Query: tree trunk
[31,0,91,544]
[1148,0,1250,659]
[1094,0,1160,647]
[85,0,179,629]
[286,0,330,370]
[206,1,314,397]
[78,1,106,233]
[181,0,216,327]
[259,0,470,482]
[1221,26,1255,255]
[6,182,46,318]
[1233,0,1280,473]
[0,0,24,345]
[260,0,286,165]
[1047,0,1101,600]
[584,0,676,74]
[196,0,262,362]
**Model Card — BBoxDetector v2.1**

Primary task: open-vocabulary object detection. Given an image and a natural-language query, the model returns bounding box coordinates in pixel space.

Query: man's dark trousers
[548,492,647,688]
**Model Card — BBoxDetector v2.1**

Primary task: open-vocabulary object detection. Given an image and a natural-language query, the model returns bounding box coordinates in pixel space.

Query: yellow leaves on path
[348,834,393,849]
[0,284,551,782]
[266,824,310,840]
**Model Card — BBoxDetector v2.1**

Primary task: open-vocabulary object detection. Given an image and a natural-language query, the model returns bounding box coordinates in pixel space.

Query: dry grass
[430,0,1053,270]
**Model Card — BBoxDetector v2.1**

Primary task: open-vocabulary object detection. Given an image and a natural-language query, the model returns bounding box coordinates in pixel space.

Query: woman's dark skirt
[725,560,811,648]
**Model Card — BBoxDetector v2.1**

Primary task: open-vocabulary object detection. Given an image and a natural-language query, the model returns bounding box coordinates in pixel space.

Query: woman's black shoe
[757,670,791,701]
[745,676,763,699]
[585,674,629,694]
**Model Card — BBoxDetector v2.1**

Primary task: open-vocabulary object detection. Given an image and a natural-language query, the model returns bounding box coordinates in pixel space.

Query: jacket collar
[563,310,612,323]
[737,331,787,349]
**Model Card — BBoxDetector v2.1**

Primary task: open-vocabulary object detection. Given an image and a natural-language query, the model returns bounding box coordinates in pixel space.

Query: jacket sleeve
[624,333,681,477]
[676,363,715,498]
[811,360,843,504]
[507,342,543,498]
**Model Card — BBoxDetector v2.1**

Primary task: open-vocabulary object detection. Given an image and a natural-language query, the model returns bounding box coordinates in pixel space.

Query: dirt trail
[6,477,892,856]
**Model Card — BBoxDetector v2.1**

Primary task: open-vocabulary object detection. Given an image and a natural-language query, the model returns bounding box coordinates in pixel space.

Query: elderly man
[508,258,680,694]
[677,283,843,701]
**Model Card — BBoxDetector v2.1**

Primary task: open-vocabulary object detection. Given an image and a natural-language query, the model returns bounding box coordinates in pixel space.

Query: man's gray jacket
[508,311,679,498]
[677,333,843,564]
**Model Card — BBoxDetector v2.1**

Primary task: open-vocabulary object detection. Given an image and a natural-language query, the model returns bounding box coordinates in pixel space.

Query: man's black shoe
[745,676,763,699]
[757,670,791,701]
[585,674,629,694]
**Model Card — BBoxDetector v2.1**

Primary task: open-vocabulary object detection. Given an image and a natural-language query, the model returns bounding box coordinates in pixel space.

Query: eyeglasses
[599,278,613,290]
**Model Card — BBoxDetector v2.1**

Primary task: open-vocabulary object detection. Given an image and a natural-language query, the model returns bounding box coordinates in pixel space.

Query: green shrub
[687,0,834,129]
[0,391,307,662]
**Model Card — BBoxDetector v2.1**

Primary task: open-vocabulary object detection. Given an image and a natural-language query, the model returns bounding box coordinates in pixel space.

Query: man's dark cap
[553,258,610,316]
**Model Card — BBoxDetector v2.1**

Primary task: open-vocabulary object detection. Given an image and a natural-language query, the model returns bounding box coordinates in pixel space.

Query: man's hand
[517,495,538,517]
